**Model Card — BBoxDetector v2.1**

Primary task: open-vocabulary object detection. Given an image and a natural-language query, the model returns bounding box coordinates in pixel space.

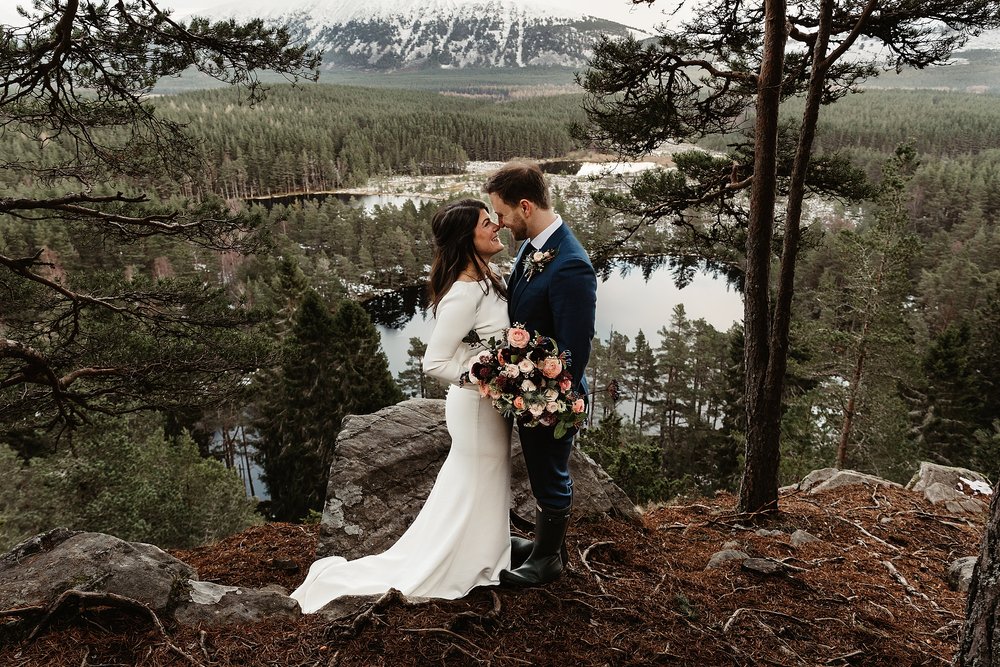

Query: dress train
[291,384,512,613]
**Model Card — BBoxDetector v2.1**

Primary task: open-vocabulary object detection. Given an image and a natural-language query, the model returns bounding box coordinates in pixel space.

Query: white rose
[502,363,520,378]
[521,379,537,392]
[517,358,535,374]
[544,388,559,402]
[528,402,546,417]
[545,401,560,413]
[532,251,545,262]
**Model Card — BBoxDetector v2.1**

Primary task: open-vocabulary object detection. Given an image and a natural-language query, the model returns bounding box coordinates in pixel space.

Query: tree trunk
[836,253,885,468]
[633,383,639,422]
[240,426,256,498]
[737,0,787,516]
[957,479,1000,666]
[836,347,864,469]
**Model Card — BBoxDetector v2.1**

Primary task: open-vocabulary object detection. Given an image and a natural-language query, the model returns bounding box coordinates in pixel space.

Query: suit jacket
[507,222,597,398]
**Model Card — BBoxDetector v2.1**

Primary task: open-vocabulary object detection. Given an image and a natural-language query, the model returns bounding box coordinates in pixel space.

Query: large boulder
[0,529,194,613]
[906,462,992,515]
[906,461,992,494]
[0,529,305,627]
[317,398,640,560]
[794,468,903,495]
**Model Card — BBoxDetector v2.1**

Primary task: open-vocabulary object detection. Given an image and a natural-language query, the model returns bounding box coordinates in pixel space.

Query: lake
[366,261,744,378]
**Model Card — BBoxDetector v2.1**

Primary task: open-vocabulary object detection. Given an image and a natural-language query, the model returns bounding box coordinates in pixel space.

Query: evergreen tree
[590,331,630,419]
[970,285,1000,464]
[652,306,693,464]
[328,300,405,416]
[958,422,1000,666]
[254,290,341,521]
[907,322,981,467]
[397,337,445,399]
[628,330,658,426]
[802,146,921,469]
[254,291,402,521]
[715,325,746,490]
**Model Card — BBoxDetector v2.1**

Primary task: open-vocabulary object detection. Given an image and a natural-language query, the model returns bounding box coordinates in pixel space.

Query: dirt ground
[0,484,984,666]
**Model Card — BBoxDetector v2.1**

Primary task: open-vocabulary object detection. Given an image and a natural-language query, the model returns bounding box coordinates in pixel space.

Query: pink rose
[572,398,585,413]
[513,396,526,410]
[559,378,572,392]
[507,327,531,348]
[540,356,563,378]
[532,251,546,263]
[479,383,490,398]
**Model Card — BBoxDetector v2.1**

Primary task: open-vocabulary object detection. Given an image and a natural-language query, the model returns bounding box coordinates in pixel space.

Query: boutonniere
[522,248,558,282]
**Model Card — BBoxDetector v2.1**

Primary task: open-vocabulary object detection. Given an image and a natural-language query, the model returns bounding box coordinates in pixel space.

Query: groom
[484,162,597,586]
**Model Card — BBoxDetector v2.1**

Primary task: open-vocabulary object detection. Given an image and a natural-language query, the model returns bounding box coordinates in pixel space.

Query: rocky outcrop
[0,529,195,613]
[788,463,991,516]
[0,529,303,626]
[317,398,640,560]
[793,468,904,495]
[172,581,300,627]
[906,462,992,515]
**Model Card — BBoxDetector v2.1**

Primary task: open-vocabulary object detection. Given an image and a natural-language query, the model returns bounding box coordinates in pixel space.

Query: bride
[291,198,515,613]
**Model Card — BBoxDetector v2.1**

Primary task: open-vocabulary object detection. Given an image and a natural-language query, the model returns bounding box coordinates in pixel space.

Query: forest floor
[0,483,984,666]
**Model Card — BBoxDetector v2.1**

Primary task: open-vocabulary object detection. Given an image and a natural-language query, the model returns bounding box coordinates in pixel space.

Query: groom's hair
[483,162,550,210]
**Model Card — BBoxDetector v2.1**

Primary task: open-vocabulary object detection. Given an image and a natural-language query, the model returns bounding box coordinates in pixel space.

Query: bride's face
[472,208,504,259]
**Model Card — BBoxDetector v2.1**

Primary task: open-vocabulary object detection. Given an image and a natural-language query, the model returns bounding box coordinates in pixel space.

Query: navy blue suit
[508,221,597,510]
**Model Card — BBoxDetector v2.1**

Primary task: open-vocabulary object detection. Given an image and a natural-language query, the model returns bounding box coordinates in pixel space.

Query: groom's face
[489,193,529,242]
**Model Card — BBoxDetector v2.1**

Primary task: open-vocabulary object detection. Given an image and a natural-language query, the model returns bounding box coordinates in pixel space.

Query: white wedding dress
[291,279,512,614]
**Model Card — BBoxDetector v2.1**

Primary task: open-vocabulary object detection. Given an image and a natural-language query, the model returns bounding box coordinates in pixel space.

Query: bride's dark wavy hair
[428,198,507,315]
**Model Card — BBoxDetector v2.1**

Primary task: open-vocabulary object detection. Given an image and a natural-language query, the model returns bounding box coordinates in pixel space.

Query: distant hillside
[864,48,1000,94]
[197,0,647,71]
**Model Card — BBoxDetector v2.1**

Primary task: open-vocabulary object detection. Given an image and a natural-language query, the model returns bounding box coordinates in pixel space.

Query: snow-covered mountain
[197,0,650,70]
[963,29,1000,51]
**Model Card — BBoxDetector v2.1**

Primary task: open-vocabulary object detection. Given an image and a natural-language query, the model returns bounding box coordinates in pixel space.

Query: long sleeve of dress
[422,285,480,386]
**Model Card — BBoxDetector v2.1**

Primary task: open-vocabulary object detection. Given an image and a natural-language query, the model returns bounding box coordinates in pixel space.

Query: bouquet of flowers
[461,324,587,438]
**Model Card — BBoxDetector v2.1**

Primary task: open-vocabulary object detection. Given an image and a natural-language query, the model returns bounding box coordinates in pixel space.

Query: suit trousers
[517,424,574,510]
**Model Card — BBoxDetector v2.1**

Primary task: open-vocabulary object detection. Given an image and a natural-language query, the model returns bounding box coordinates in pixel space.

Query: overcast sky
[0,1,678,31]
